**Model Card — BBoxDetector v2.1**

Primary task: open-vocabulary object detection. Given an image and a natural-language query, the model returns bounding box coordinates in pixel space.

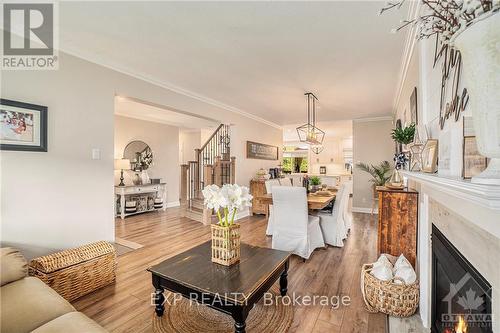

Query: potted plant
[202,184,253,266]
[309,176,321,193]
[391,123,415,171]
[356,161,393,197]
[381,1,500,184]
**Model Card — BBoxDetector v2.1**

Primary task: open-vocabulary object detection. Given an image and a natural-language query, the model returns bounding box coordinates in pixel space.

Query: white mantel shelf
[401,171,500,211]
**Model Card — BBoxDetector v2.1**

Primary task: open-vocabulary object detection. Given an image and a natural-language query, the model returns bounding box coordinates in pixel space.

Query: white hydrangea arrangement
[380,0,500,43]
[202,184,253,227]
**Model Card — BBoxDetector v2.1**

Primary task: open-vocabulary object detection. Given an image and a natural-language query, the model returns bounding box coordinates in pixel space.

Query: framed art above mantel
[0,98,48,152]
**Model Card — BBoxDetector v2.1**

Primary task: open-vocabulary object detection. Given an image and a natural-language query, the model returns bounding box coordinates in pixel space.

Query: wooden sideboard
[377,186,418,267]
[115,183,167,219]
[250,179,267,215]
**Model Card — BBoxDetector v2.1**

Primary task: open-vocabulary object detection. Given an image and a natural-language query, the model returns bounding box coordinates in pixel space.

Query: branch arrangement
[380,0,500,43]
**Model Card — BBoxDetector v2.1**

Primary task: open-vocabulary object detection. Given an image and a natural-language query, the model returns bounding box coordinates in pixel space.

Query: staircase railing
[180,124,232,208]
[197,124,231,191]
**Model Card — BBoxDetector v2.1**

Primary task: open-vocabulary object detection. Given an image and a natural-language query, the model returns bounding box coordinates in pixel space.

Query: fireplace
[432,225,493,333]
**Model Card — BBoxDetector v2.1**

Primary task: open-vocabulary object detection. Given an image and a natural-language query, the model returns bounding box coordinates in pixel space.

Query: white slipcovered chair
[265,179,281,236]
[271,186,325,259]
[317,181,352,247]
[279,177,292,186]
[342,180,353,230]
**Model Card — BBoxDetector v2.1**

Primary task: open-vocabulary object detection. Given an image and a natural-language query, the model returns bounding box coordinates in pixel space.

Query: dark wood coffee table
[148,241,291,333]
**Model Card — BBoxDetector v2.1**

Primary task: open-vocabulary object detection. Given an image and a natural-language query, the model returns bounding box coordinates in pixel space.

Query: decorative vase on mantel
[452,12,500,185]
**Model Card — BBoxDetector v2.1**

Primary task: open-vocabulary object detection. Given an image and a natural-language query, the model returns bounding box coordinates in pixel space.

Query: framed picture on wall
[0,99,48,152]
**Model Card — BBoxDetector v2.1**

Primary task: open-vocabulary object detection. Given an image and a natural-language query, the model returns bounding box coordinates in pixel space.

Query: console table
[115,183,167,219]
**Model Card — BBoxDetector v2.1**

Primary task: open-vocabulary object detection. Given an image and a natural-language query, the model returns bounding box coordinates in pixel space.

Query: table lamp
[114,158,130,186]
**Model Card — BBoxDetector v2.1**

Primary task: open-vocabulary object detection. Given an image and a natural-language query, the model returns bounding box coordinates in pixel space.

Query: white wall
[352,119,394,211]
[1,52,282,257]
[179,130,201,164]
[114,115,180,206]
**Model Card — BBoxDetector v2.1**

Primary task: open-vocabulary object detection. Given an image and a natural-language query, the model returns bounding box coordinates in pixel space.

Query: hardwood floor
[74,209,387,333]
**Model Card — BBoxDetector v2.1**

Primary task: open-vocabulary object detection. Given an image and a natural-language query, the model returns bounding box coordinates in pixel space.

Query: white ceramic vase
[453,12,500,185]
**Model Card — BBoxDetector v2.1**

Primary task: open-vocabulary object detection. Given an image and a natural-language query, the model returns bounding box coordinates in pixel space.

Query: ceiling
[115,97,219,129]
[60,1,409,126]
[283,120,353,144]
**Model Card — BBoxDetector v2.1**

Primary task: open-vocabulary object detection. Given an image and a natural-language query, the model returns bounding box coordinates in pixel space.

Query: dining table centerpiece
[202,184,253,266]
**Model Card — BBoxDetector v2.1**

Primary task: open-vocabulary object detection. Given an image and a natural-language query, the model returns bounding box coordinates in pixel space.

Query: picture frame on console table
[0,99,48,152]
[422,139,438,173]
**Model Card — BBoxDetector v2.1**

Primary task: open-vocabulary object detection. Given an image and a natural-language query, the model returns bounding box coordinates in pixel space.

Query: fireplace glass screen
[432,225,492,333]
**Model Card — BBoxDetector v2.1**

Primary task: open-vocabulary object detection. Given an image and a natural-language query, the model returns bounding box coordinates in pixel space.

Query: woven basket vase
[361,263,419,317]
[211,223,241,266]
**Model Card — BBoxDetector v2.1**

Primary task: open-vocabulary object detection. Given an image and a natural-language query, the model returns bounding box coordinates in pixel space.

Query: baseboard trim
[352,207,378,214]
[166,200,180,208]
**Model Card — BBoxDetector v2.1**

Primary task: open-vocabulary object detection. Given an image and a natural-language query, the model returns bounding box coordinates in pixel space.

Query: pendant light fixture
[296,92,325,145]
[311,145,324,154]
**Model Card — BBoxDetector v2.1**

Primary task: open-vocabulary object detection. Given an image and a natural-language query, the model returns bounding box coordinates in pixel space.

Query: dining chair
[271,186,325,259]
[279,177,292,186]
[316,181,351,247]
[264,179,281,236]
[342,181,353,230]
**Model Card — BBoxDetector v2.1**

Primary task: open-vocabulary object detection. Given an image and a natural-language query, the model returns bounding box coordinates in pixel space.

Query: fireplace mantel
[400,170,500,331]
[401,171,500,211]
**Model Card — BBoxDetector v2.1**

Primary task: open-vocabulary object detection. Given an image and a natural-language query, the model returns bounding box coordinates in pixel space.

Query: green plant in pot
[309,176,321,193]
[391,123,416,146]
[356,161,392,197]
[391,123,415,179]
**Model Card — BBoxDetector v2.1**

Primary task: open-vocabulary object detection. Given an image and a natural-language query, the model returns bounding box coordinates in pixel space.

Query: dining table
[253,190,337,216]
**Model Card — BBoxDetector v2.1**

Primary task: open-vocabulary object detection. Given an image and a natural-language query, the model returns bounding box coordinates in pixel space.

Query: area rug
[152,286,293,333]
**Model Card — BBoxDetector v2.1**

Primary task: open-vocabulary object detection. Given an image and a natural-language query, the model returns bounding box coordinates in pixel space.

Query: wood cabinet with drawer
[377,186,418,268]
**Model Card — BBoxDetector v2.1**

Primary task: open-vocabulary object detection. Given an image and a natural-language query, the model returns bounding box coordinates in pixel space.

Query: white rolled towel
[394,254,412,271]
[373,254,393,268]
[371,263,394,281]
[371,254,394,281]
[394,266,417,284]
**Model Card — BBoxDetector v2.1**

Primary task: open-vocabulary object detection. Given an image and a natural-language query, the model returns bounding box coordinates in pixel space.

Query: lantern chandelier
[296,92,325,146]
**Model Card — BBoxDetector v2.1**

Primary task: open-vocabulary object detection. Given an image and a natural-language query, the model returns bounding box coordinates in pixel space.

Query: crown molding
[58,47,283,130]
[353,116,393,123]
[392,0,421,114]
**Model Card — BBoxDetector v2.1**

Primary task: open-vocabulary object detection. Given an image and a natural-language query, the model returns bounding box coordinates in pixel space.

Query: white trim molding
[392,0,421,113]
[166,200,181,208]
[352,116,393,123]
[60,49,283,130]
[402,171,500,211]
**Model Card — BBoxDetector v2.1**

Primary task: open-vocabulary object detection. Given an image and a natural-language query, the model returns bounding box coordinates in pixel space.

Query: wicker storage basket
[361,263,419,317]
[29,241,116,302]
[211,223,241,266]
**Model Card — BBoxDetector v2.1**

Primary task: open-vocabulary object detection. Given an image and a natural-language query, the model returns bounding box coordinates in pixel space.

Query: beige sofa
[0,247,108,333]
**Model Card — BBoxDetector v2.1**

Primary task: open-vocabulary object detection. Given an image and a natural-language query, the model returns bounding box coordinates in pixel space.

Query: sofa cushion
[1,247,28,286]
[0,277,75,333]
[31,312,108,333]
